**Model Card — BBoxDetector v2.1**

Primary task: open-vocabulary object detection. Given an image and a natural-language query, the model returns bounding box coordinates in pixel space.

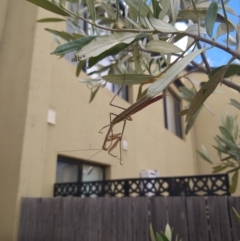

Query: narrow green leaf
[138,0,144,24]
[229,170,239,193]
[27,0,71,16]
[230,99,240,110]
[151,0,162,18]
[86,0,96,22]
[205,1,218,38]
[116,0,120,21]
[212,165,229,173]
[159,1,171,20]
[196,150,212,164]
[51,36,96,56]
[134,44,142,74]
[219,126,235,143]
[216,135,240,151]
[37,18,66,22]
[72,33,85,39]
[149,17,178,33]
[137,86,148,100]
[189,1,235,15]
[228,150,240,159]
[75,32,139,61]
[147,49,204,98]
[102,74,155,85]
[149,224,157,241]
[176,109,189,116]
[213,145,229,155]
[146,40,183,54]
[125,0,150,17]
[88,33,148,68]
[209,64,240,78]
[88,65,112,76]
[216,23,234,39]
[89,43,128,68]
[186,66,227,122]
[232,208,240,222]
[170,0,180,23]
[98,18,116,25]
[180,86,196,97]
[185,106,202,134]
[185,24,207,35]
[155,233,164,241]
[45,28,74,41]
[101,3,118,19]
[178,9,207,22]
[220,0,229,45]
[89,86,100,103]
[160,233,170,241]
[76,60,85,77]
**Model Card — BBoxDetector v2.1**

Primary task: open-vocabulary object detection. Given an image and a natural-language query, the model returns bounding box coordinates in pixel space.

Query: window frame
[163,86,183,139]
[56,155,106,183]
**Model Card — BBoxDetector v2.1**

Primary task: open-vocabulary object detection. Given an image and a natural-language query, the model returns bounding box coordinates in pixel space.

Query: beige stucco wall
[0,4,198,239]
[2,1,239,240]
[0,0,38,240]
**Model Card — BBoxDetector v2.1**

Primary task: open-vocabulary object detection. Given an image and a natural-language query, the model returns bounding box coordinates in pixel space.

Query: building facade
[0,1,239,240]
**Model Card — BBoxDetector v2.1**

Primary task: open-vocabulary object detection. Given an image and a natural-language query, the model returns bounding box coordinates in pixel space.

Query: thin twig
[63,7,240,60]
[196,42,211,73]
[191,60,240,92]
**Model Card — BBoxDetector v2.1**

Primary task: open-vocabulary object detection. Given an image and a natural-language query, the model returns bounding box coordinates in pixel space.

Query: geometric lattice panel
[54,174,230,197]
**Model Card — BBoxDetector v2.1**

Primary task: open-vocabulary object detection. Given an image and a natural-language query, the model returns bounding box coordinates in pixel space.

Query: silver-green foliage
[197,113,240,193]
[26,0,240,132]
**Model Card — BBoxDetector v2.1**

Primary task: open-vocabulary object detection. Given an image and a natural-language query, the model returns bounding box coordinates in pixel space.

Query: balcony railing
[54,174,230,197]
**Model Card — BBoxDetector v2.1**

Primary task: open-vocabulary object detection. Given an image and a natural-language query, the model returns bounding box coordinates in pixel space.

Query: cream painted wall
[25,10,198,202]
[0,0,8,45]
[2,1,238,240]
[0,0,38,240]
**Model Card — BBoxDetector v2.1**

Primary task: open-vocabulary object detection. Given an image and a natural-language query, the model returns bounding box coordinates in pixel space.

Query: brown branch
[191,61,208,73]
[184,32,240,60]
[64,7,240,61]
[191,61,240,92]
[196,42,211,73]
[222,79,240,92]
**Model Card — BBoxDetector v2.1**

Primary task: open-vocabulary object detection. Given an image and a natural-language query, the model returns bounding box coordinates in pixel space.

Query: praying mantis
[98,82,165,164]
[63,41,196,163]
[59,83,165,164]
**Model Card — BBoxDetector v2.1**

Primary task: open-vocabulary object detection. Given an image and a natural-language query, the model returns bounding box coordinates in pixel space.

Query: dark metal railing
[54,174,230,197]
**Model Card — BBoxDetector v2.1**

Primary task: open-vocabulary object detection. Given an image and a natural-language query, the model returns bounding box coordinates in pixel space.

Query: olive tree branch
[196,42,211,73]
[191,60,240,92]
[61,4,240,61]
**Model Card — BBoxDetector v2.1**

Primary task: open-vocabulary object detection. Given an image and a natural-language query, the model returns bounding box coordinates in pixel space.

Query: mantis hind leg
[119,119,126,165]
[107,119,126,165]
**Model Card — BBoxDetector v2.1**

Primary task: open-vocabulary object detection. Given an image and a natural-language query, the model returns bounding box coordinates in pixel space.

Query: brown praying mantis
[60,41,198,163]
[59,84,165,164]
[97,81,165,164]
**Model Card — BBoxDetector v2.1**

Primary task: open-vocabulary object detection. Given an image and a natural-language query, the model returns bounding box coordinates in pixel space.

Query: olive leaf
[186,66,227,122]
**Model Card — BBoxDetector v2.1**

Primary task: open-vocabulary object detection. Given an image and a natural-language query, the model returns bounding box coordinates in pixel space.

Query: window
[163,90,183,138]
[56,156,105,183]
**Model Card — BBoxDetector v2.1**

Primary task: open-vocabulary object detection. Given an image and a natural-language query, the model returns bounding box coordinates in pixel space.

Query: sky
[198,0,240,67]
[173,0,240,67]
